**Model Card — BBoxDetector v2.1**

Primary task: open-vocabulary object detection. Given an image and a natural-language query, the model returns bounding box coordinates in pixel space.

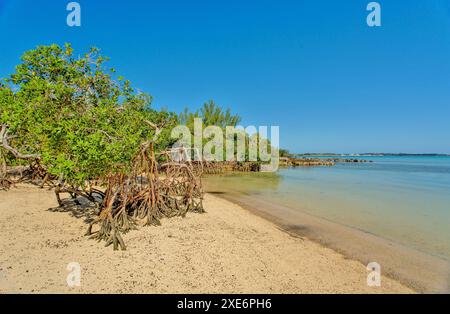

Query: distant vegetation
[279,149,293,158]
[179,99,241,129]
[178,100,273,166]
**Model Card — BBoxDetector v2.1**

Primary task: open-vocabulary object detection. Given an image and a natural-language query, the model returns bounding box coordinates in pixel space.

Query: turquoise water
[204,156,450,261]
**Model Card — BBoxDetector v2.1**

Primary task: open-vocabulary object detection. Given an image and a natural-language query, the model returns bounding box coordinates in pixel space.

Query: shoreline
[0,184,413,293]
[210,190,450,293]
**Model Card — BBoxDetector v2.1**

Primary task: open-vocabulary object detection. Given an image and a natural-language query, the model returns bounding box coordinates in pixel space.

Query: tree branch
[0,124,41,160]
[144,120,164,143]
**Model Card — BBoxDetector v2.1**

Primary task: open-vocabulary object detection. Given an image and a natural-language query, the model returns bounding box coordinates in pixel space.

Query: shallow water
[204,156,450,261]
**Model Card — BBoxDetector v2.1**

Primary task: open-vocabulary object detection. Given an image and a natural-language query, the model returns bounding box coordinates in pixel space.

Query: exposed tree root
[80,144,205,250]
[195,160,261,174]
[0,125,48,190]
[1,123,205,250]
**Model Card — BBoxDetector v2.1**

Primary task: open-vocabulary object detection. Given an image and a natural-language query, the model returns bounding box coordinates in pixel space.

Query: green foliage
[279,149,292,158]
[177,100,275,162]
[0,44,177,185]
[179,100,241,130]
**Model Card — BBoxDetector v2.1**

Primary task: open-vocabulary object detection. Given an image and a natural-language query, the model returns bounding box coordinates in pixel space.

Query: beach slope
[0,185,412,293]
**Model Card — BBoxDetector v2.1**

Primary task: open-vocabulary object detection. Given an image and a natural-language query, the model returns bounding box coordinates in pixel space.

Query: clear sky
[1,0,449,153]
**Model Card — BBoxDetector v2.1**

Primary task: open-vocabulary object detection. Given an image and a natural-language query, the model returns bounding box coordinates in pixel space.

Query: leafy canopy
[0,44,176,185]
[179,100,241,130]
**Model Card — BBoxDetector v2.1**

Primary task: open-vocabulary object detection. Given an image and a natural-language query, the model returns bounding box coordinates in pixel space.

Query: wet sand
[210,190,450,293]
[0,184,412,293]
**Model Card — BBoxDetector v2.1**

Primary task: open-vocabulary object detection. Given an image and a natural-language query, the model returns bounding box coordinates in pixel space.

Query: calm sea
[204,156,450,261]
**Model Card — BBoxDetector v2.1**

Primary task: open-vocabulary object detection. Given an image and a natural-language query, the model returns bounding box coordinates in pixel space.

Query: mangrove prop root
[2,124,205,250]
[84,145,204,250]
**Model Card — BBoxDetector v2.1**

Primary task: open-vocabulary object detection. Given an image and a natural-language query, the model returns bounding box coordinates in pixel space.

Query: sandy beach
[211,190,450,293]
[0,184,413,294]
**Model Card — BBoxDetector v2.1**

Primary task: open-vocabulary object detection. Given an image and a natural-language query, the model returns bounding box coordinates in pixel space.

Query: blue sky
[1,0,449,153]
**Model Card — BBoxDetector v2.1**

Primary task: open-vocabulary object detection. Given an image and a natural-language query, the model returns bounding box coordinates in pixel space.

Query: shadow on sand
[47,196,98,224]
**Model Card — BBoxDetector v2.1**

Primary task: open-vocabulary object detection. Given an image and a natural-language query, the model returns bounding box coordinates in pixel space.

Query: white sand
[0,184,413,293]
